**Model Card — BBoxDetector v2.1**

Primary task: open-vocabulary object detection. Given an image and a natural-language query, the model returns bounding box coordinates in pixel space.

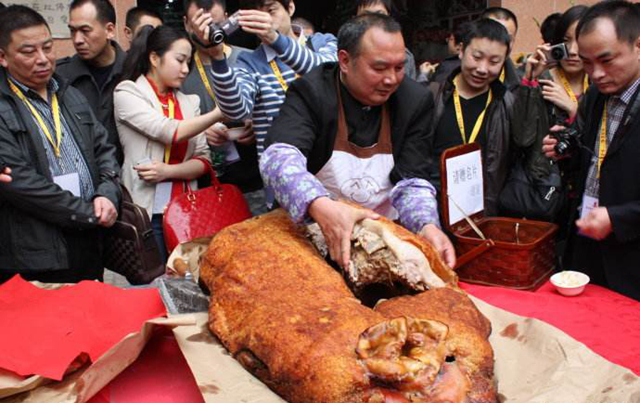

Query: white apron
[315,81,397,219]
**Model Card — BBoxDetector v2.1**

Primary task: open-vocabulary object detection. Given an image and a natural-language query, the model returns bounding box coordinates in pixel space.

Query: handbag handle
[184,158,224,203]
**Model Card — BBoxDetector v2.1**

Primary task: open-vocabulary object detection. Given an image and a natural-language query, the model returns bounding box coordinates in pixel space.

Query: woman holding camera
[114,25,223,260]
[503,6,589,230]
[523,5,589,121]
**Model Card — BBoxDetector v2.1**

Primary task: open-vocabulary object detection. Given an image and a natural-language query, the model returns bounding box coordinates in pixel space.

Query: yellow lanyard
[597,103,607,178]
[453,76,493,144]
[270,60,297,92]
[9,80,62,158]
[558,69,589,104]
[194,52,216,101]
[160,97,175,163]
[499,67,505,83]
[269,36,306,92]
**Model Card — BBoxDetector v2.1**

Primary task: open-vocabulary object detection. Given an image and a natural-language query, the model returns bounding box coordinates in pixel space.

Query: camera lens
[554,142,568,156]
[551,47,564,60]
[212,30,225,45]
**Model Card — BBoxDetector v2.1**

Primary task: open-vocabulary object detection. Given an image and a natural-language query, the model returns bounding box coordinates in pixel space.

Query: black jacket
[426,68,516,216]
[0,68,121,273]
[564,83,640,300]
[56,41,126,165]
[266,62,435,184]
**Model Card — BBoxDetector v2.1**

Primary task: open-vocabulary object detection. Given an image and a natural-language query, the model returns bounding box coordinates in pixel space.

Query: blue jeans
[151,214,168,263]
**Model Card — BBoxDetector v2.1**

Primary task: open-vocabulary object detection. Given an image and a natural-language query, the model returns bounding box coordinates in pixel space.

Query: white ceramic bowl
[550,271,590,296]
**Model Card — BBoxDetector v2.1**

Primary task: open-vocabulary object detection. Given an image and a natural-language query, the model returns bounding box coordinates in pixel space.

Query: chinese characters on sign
[445,149,484,226]
[6,1,70,39]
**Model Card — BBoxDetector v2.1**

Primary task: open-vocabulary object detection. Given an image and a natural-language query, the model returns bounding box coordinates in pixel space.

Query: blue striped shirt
[210,33,337,154]
[9,76,95,200]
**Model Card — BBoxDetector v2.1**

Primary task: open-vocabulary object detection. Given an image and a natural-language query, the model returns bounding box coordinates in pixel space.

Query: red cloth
[88,328,204,403]
[0,276,166,380]
[462,281,640,375]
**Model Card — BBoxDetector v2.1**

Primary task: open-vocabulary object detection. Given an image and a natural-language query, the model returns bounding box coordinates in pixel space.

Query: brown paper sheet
[0,316,194,403]
[174,300,640,403]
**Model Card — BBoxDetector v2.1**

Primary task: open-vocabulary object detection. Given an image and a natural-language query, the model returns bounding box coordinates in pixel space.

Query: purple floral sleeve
[391,178,441,233]
[260,143,330,223]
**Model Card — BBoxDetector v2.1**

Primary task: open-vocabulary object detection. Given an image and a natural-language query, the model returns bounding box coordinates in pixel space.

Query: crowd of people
[0,0,639,301]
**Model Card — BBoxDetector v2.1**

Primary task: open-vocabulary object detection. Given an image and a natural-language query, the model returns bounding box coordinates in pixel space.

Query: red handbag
[163,165,252,253]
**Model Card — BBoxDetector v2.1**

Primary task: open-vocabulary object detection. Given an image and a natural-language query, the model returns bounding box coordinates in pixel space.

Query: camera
[551,126,580,156]
[548,43,569,61]
[208,11,241,45]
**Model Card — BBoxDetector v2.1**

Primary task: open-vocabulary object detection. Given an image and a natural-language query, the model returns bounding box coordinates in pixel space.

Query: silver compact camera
[548,43,569,61]
[209,11,241,45]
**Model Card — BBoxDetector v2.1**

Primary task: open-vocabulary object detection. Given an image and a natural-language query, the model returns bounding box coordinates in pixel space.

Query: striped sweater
[210,33,338,154]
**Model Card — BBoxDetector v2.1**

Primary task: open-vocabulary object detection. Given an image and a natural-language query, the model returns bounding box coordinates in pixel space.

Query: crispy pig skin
[202,210,380,403]
[200,210,496,403]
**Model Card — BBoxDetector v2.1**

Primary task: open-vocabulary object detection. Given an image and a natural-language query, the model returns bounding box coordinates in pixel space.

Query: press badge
[153,182,172,214]
[580,195,599,220]
[578,194,599,238]
[53,172,81,197]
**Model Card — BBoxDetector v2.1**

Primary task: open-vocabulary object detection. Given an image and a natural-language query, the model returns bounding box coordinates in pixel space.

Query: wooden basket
[441,144,558,291]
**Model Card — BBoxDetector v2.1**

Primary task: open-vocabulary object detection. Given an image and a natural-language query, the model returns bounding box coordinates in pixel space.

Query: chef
[260,12,455,268]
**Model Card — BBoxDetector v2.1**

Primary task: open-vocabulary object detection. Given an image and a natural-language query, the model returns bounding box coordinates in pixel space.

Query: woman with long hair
[524,5,589,121]
[114,25,223,260]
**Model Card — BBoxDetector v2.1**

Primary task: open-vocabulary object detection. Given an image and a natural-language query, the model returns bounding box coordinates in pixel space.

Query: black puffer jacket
[0,68,121,273]
[426,68,517,216]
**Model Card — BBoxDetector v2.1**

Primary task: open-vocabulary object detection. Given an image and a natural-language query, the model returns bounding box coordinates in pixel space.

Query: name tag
[579,194,599,238]
[53,172,81,197]
[153,182,172,214]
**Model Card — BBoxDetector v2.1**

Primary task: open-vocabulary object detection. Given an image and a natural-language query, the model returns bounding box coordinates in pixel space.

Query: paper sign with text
[445,149,484,225]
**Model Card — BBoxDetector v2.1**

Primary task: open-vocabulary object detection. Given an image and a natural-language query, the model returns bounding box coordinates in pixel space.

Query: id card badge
[153,182,172,214]
[54,172,81,197]
[579,194,599,238]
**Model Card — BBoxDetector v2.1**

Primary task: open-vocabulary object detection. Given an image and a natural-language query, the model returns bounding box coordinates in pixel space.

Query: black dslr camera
[208,11,241,45]
[551,126,580,156]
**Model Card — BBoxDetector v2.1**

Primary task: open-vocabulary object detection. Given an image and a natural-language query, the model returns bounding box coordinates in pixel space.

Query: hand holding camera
[525,43,569,81]
[542,124,580,160]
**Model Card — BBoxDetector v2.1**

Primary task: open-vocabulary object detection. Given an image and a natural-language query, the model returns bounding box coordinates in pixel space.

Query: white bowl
[550,271,590,297]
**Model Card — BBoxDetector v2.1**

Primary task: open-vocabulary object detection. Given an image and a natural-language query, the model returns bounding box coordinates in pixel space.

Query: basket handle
[453,239,495,270]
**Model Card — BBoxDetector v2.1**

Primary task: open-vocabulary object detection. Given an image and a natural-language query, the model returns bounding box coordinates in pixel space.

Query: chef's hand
[576,207,612,240]
[308,197,379,268]
[0,167,11,183]
[94,196,118,228]
[419,224,456,268]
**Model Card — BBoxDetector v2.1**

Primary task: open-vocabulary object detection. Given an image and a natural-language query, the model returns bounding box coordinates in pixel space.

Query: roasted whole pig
[200,210,497,403]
